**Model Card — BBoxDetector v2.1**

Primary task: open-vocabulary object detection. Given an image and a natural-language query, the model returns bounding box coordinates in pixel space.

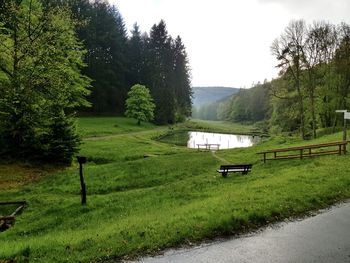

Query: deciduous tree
[125,84,155,125]
[0,0,90,163]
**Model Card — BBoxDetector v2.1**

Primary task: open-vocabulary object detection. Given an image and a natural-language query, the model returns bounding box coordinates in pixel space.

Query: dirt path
[84,127,165,141]
[211,150,229,163]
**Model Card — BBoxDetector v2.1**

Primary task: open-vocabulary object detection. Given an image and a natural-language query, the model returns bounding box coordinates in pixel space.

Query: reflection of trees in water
[187,131,259,149]
[236,135,244,143]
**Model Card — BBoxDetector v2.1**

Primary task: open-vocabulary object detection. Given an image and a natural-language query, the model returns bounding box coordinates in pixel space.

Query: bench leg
[222,172,227,178]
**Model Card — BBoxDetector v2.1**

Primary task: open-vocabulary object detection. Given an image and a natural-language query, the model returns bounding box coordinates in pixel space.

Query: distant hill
[192,86,239,107]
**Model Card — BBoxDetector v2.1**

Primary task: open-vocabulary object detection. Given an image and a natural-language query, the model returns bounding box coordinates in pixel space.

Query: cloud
[257,0,350,24]
[110,0,350,87]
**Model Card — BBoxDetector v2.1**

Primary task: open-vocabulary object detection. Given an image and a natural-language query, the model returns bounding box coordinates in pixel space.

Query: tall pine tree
[71,0,128,114]
[148,20,176,124]
[126,23,147,87]
[173,36,192,121]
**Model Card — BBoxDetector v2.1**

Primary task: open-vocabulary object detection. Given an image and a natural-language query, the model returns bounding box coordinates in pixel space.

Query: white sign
[345,112,350,119]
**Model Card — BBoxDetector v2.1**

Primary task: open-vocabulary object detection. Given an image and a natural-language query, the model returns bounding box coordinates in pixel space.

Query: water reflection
[188,131,259,150]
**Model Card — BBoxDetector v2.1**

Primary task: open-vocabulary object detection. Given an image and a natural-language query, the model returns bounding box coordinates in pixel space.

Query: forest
[205,20,350,140]
[61,0,192,123]
[0,0,192,163]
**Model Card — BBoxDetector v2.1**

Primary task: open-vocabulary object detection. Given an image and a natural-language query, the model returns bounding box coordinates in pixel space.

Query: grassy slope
[1,117,350,262]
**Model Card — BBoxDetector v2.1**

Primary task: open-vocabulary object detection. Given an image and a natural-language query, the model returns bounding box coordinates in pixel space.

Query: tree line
[66,0,192,124]
[216,20,350,139]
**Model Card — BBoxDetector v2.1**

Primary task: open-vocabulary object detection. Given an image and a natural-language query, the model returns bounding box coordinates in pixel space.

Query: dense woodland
[204,20,350,139]
[0,0,192,163]
[63,0,192,123]
[191,86,238,120]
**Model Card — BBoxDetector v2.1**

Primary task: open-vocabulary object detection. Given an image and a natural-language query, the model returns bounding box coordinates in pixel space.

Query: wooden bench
[257,141,347,163]
[217,164,253,177]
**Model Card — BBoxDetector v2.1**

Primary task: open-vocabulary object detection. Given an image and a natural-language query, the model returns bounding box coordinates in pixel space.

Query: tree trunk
[296,69,305,139]
[309,73,317,139]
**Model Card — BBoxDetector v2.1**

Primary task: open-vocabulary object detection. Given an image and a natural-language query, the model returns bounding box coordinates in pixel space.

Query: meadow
[0,117,349,262]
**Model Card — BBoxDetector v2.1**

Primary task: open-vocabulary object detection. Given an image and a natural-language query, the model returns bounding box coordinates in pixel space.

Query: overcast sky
[110,0,350,88]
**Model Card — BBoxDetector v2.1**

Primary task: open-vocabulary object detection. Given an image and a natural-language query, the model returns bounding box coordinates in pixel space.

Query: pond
[187,131,260,150]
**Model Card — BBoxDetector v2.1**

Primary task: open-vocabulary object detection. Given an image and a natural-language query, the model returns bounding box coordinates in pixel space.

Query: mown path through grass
[211,150,229,163]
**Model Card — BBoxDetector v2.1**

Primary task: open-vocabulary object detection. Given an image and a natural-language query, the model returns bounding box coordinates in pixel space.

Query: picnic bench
[197,143,220,151]
[217,164,253,177]
[257,141,348,163]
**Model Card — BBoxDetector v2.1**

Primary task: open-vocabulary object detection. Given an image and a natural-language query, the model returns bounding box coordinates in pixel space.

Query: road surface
[130,201,350,263]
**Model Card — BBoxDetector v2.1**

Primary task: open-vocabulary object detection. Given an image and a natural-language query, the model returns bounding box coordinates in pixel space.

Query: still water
[187,131,259,150]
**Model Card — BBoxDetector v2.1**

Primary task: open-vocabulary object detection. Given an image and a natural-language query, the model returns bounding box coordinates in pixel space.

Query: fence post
[77,156,87,205]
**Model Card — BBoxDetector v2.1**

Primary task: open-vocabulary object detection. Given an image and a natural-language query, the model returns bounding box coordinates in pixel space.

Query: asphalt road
[131,202,350,263]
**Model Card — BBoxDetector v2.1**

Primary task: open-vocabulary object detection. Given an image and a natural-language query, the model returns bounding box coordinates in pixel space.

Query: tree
[125,84,155,125]
[126,23,147,86]
[172,36,192,121]
[271,20,307,139]
[0,0,90,164]
[303,21,337,138]
[148,20,176,124]
[334,23,350,111]
[69,0,128,114]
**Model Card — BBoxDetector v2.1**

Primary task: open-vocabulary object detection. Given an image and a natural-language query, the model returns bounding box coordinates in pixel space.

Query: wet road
[132,202,350,263]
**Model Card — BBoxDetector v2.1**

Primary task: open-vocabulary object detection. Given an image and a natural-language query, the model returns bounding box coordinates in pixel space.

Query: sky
[110,0,350,88]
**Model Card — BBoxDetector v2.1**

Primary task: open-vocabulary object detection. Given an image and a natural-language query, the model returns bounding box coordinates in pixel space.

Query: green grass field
[1,117,350,262]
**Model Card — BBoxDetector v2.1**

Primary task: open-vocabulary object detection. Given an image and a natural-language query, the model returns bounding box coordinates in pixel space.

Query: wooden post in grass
[77,156,87,205]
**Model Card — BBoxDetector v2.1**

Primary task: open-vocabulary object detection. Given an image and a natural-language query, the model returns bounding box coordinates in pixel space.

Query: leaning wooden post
[77,156,87,205]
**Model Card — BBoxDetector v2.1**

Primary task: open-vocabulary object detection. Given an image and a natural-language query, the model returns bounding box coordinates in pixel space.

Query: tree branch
[0,64,13,78]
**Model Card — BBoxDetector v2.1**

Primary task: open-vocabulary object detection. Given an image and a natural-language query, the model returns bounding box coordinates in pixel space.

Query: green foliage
[41,111,81,165]
[219,20,350,140]
[0,0,90,164]
[126,23,147,86]
[217,83,271,123]
[61,3,192,121]
[173,36,193,119]
[125,84,155,125]
[192,87,239,121]
[147,20,176,124]
[0,118,349,262]
[192,102,221,120]
[72,0,128,114]
[270,20,350,139]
